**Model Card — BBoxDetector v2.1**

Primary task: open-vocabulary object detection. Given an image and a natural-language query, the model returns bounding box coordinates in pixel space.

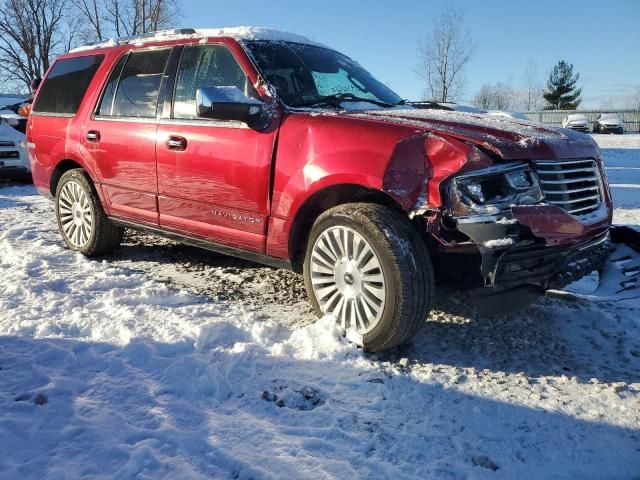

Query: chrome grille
[534,159,602,216]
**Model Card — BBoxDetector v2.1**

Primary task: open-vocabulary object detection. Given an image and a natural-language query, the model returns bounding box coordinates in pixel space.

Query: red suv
[27,27,612,351]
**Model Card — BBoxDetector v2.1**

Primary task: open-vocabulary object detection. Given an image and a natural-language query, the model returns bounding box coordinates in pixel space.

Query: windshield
[244,41,403,108]
[568,114,587,121]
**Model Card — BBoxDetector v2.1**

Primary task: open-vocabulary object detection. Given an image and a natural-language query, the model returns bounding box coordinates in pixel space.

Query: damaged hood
[345,108,600,161]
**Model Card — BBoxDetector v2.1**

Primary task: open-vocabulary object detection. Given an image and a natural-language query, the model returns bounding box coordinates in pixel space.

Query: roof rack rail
[83,28,197,48]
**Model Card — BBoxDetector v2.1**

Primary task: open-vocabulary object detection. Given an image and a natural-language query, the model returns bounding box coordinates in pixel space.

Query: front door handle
[86,130,101,142]
[166,135,187,151]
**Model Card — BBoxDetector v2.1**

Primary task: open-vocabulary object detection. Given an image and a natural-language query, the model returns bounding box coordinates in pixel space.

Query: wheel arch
[50,159,89,196]
[288,183,405,269]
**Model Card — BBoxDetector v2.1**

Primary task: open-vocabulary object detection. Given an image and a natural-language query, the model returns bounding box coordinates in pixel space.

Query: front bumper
[599,124,623,133]
[568,124,589,133]
[493,231,608,290]
[0,146,30,176]
[0,165,30,178]
[429,201,612,292]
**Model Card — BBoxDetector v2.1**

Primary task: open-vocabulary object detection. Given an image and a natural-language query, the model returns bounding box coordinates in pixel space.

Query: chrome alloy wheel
[58,180,93,248]
[310,226,386,333]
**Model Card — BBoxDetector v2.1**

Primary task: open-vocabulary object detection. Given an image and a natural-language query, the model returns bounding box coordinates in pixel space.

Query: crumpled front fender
[382,133,491,211]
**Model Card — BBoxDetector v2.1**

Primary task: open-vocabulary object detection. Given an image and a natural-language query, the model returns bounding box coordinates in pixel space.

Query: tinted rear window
[33,55,104,115]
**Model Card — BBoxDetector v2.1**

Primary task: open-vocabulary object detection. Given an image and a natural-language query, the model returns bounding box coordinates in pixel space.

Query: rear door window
[107,49,171,118]
[95,54,129,116]
[33,55,104,116]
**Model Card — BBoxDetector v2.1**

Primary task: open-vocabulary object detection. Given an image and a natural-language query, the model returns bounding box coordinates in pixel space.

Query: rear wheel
[55,169,123,256]
[303,203,434,352]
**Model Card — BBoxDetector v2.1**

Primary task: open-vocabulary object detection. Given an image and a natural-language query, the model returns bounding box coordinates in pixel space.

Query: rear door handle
[86,130,100,142]
[166,135,187,151]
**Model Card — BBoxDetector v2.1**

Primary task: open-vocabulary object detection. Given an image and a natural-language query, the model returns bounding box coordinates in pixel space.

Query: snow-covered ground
[1,135,639,479]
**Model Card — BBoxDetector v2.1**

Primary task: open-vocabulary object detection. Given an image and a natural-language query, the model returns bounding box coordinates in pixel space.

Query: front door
[156,43,279,253]
[83,48,172,225]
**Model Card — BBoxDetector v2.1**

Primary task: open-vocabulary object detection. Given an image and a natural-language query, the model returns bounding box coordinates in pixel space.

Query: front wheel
[303,203,434,352]
[55,169,123,256]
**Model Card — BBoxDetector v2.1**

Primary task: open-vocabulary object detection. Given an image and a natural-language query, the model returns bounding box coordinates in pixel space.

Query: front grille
[0,150,19,159]
[534,159,603,216]
[0,141,15,147]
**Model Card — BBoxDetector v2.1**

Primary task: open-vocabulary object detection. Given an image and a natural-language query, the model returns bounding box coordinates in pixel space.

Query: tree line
[0,0,180,92]
[416,7,640,112]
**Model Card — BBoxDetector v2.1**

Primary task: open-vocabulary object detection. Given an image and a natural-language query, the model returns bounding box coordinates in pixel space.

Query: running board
[111,218,294,272]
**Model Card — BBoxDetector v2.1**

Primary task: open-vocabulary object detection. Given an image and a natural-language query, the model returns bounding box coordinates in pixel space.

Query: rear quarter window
[33,55,104,116]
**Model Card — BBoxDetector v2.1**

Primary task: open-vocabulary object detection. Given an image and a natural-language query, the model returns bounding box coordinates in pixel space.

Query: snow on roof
[69,26,328,53]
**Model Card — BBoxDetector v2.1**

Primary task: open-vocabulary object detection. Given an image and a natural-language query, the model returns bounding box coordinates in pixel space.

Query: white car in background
[0,116,30,179]
[0,97,28,134]
[593,113,624,134]
[562,113,590,133]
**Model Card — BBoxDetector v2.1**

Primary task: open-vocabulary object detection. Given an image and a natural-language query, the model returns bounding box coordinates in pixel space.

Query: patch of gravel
[109,230,314,322]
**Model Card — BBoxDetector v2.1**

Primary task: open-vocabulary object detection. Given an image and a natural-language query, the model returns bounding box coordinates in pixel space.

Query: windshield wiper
[293,93,400,109]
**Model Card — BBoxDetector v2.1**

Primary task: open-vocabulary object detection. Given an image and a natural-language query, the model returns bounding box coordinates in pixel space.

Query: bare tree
[472,82,514,110]
[77,0,181,41]
[600,99,616,111]
[472,84,495,110]
[631,87,640,133]
[71,0,105,41]
[416,7,476,102]
[491,82,513,110]
[632,88,640,109]
[521,62,542,111]
[0,0,71,91]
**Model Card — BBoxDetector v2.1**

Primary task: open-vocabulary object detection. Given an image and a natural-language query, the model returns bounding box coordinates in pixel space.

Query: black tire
[55,169,123,256]
[303,203,434,352]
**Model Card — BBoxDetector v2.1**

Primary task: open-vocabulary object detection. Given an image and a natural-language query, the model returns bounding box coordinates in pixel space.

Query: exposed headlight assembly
[447,163,544,217]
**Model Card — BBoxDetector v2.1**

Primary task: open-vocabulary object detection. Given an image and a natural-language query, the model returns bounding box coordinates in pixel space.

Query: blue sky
[184,0,640,108]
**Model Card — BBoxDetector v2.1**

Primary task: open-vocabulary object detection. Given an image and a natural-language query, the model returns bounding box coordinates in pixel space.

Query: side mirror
[196,86,266,127]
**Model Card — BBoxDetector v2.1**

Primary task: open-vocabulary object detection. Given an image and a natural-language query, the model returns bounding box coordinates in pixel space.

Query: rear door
[156,43,279,253]
[82,48,172,225]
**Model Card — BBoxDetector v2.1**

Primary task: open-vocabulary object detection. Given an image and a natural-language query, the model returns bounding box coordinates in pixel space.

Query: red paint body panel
[28,115,73,190]
[156,120,277,251]
[348,110,600,161]
[83,119,160,223]
[28,32,613,272]
[266,216,291,259]
[157,196,265,252]
[270,113,418,219]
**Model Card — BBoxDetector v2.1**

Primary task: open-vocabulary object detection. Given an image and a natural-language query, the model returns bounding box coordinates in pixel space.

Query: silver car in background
[593,113,624,134]
[562,113,590,132]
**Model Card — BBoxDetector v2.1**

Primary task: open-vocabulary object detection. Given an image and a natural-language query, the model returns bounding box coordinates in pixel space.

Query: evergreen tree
[543,61,582,110]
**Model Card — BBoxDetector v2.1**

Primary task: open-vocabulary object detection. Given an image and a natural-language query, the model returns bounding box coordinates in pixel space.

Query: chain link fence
[523,109,640,132]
